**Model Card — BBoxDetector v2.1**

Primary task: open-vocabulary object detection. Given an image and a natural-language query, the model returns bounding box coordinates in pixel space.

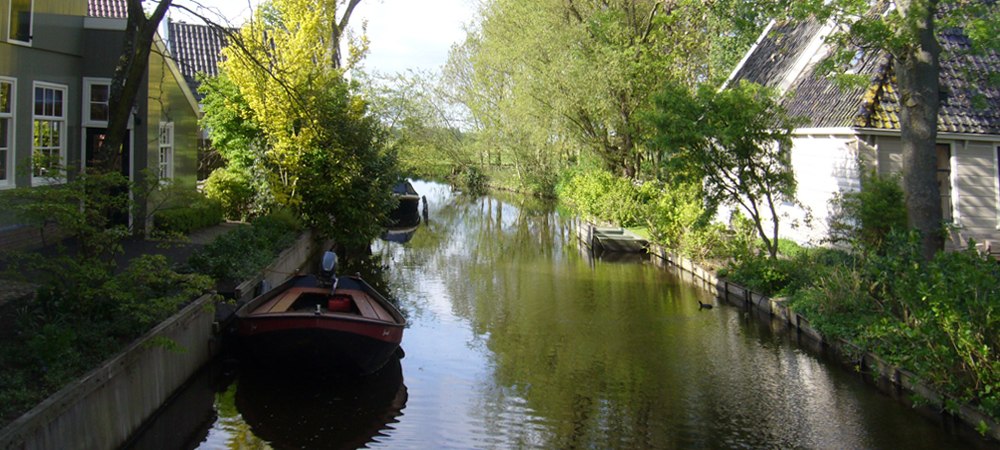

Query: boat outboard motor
[320,251,339,292]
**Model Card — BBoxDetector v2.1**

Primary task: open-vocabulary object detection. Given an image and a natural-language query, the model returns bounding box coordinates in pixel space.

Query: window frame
[82,78,111,127]
[0,77,15,189]
[31,81,68,186]
[158,121,174,182]
[7,0,34,46]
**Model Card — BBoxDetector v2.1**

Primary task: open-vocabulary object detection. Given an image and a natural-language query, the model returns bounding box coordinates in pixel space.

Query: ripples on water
[164,180,992,449]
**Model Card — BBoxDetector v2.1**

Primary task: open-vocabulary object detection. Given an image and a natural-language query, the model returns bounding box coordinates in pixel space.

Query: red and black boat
[235,252,406,374]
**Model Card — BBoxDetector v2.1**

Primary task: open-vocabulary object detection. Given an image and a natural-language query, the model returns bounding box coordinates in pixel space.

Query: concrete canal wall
[0,230,326,450]
[575,221,999,442]
[0,294,216,450]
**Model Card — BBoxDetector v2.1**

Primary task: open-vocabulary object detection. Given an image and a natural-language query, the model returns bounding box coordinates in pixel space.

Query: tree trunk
[897,0,943,261]
[98,0,172,172]
[330,0,362,69]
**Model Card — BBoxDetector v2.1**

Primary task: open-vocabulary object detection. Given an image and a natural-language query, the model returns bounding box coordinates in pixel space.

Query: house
[163,18,230,180]
[165,19,227,101]
[0,0,201,247]
[724,13,1000,250]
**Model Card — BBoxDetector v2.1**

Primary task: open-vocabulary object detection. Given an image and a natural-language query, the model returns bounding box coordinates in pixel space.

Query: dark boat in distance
[235,252,406,374]
[390,180,421,225]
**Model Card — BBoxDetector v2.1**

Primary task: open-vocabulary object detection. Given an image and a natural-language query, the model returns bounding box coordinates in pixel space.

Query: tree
[649,81,801,259]
[97,0,173,173]
[205,0,398,251]
[780,0,1000,259]
[442,0,774,187]
[327,0,363,69]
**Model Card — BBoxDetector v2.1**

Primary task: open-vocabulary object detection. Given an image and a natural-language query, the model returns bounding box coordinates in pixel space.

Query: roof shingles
[729,15,1000,135]
[88,0,127,18]
[168,21,230,100]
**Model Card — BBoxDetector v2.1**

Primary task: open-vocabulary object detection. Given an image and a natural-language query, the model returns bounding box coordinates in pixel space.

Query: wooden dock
[578,223,648,253]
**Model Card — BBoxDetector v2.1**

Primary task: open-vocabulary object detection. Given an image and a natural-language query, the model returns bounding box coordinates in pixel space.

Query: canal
[130,180,993,449]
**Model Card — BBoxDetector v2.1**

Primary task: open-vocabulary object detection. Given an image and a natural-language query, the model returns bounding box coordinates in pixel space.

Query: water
[135,180,995,449]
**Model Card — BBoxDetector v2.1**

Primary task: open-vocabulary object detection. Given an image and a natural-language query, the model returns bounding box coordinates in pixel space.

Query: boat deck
[251,287,396,322]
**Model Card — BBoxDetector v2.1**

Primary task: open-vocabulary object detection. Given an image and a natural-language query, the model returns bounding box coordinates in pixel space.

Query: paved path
[112,222,246,271]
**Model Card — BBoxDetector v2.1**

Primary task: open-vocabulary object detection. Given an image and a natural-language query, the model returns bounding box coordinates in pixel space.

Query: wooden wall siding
[868,135,1000,250]
[145,40,200,193]
[781,135,860,244]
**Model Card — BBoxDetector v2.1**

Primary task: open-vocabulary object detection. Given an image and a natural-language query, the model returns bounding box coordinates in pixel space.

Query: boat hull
[390,180,421,226]
[235,275,405,375]
[238,320,403,374]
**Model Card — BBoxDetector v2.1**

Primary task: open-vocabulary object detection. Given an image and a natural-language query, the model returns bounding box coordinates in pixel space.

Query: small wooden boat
[235,252,405,374]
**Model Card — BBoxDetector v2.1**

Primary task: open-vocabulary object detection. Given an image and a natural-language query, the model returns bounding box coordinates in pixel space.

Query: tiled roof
[728,18,826,91]
[728,15,1000,135]
[88,0,127,18]
[861,27,1000,134]
[168,20,230,100]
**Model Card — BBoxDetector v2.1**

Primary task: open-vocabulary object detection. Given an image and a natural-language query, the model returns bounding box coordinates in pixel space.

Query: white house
[724,15,1000,250]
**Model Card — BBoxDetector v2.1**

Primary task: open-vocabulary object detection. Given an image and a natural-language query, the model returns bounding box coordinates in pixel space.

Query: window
[8,0,33,44]
[32,83,67,183]
[83,78,110,126]
[158,122,174,181]
[0,78,13,187]
[937,144,953,222]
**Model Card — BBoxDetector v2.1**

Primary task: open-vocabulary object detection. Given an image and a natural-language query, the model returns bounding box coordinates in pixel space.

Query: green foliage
[459,165,490,195]
[187,212,299,283]
[724,255,797,297]
[152,192,224,235]
[828,170,907,252]
[637,180,721,260]
[724,246,855,298]
[786,264,880,339]
[203,166,263,221]
[556,168,647,227]
[784,232,1000,420]
[203,0,400,249]
[0,253,210,425]
[0,171,131,260]
[368,0,775,192]
[648,80,802,259]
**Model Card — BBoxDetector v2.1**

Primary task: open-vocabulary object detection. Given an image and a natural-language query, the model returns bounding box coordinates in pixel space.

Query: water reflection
[231,358,407,449]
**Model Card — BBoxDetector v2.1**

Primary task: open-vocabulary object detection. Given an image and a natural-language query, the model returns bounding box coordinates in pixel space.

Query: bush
[556,168,646,227]
[187,212,300,282]
[460,165,489,195]
[723,246,854,298]
[828,170,907,252]
[1,254,210,425]
[153,193,224,234]
[203,166,260,221]
[787,232,1000,420]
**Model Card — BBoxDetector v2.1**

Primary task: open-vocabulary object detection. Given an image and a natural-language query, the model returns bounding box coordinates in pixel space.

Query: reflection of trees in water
[371,182,733,447]
[404,185,740,448]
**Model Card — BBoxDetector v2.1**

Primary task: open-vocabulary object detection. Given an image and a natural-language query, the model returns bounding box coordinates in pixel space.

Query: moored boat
[235,252,406,374]
[390,180,421,225]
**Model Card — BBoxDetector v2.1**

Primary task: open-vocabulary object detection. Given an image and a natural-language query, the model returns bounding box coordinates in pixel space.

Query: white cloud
[354,0,476,74]
[175,0,476,75]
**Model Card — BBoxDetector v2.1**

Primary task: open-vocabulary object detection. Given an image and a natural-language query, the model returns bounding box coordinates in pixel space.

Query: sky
[174,0,478,75]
